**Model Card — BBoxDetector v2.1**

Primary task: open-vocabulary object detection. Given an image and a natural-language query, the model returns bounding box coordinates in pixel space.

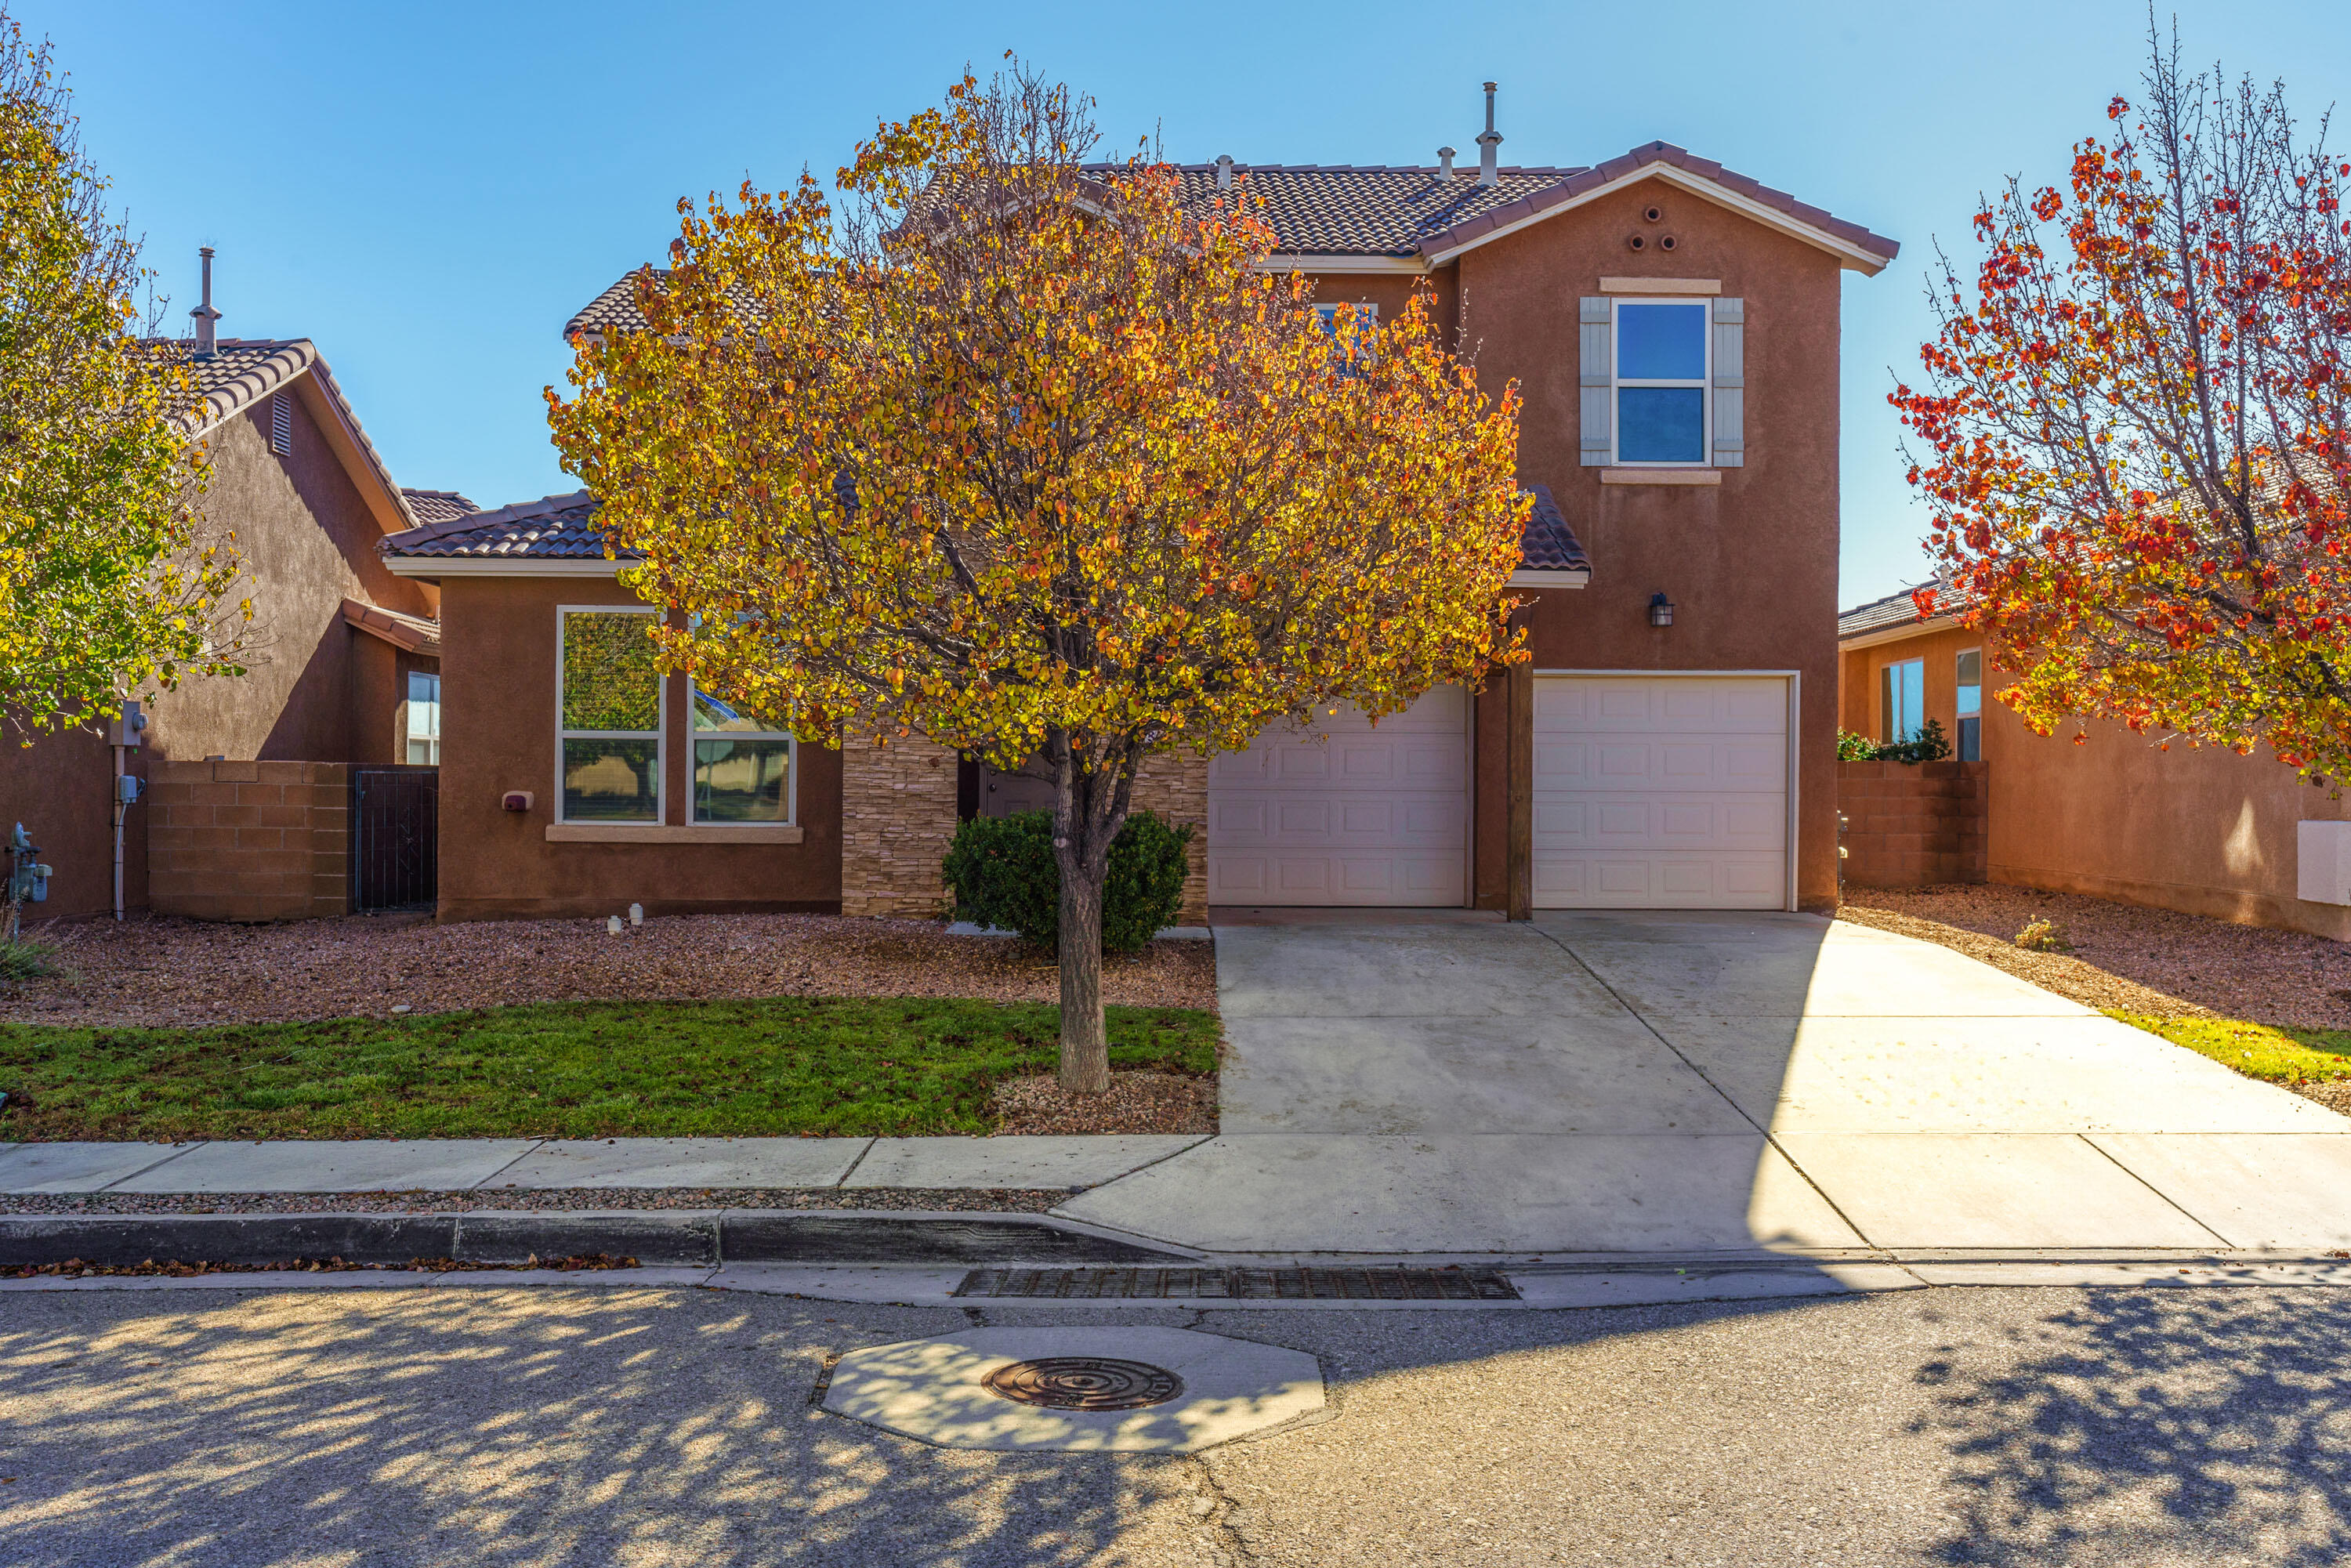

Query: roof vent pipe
[190,247,221,359]
[1438,146,1455,179]
[1215,154,1233,194]
[1476,81,1502,186]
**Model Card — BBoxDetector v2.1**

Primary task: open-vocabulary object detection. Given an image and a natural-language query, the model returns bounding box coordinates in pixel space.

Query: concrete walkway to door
[1057,910,2351,1255]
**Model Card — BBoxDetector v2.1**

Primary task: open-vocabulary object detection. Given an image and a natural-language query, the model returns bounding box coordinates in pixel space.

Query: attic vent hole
[270,393,292,456]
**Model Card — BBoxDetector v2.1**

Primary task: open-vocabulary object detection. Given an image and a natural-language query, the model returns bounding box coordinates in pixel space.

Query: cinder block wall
[147,760,350,922]
[1838,759,1987,890]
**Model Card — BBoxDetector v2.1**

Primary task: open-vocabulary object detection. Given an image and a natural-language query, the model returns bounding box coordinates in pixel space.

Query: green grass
[2108,1011,2351,1087]
[0,998,1219,1143]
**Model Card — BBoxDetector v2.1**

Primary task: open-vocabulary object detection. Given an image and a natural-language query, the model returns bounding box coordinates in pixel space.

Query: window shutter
[1712,297,1744,468]
[1579,296,1612,465]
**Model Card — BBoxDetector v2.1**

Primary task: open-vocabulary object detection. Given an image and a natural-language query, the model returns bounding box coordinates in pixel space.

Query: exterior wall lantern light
[1647,592,1675,628]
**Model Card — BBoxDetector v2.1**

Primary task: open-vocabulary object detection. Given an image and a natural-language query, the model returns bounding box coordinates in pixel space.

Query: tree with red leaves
[1892,27,2351,777]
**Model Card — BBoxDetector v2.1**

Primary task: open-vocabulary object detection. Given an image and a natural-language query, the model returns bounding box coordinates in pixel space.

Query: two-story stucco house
[384,96,1897,925]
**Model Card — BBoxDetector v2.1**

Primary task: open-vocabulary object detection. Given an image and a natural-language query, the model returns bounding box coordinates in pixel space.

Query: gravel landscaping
[0,911,1216,1029]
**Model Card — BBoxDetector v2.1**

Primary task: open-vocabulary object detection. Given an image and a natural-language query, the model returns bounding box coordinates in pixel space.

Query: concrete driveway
[1059,910,2351,1255]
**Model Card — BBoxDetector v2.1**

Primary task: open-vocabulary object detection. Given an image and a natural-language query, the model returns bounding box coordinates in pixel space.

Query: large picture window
[559,608,662,822]
[1614,299,1709,465]
[691,683,794,824]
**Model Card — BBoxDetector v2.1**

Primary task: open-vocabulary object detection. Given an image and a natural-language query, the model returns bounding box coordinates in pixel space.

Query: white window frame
[688,679,797,827]
[1611,295,1711,467]
[556,605,665,825]
[1882,656,1925,744]
[1955,647,1984,761]
[404,670,441,766]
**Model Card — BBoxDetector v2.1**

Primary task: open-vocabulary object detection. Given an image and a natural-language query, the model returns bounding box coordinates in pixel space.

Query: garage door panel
[1533,676,1788,911]
[1208,688,1467,907]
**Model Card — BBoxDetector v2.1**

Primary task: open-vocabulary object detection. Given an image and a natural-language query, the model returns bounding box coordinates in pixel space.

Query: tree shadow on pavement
[1913,1287,2351,1566]
[0,1287,1211,1568]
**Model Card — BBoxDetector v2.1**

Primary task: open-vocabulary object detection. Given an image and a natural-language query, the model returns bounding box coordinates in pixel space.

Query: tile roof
[567,143,1896,337]
[380,490,618,560]
[1518,485,1588,575]
[382,484,1591,582]
[340,598,440,656]
[400,489,480,526]
[152,338,419,531]
[1837,582,1945,639]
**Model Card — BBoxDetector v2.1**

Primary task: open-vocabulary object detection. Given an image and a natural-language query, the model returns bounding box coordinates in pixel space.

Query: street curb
[0,1210,1194,1269]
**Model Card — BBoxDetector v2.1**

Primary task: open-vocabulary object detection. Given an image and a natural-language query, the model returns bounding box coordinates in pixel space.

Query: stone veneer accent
[838,732,962,918]
[147,760,351,922]
[838,737,1211,926]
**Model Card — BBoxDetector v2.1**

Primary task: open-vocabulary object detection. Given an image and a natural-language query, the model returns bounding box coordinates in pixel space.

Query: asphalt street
[2,1281,2348,1566]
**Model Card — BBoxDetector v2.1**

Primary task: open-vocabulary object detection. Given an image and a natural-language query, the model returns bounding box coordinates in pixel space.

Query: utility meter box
[107,701,146,748]
[2297,820,2351,907]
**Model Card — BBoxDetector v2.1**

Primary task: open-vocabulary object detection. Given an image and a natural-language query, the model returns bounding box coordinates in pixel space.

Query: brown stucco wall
[144,388,433,767]
[433,574,842,922]
[147,759,350,922]
[0,725,144,922]
[1435,176,1846,911]
[1985,708,2351,940]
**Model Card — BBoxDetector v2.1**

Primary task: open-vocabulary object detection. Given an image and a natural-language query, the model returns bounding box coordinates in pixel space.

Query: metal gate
[350,766,437,911]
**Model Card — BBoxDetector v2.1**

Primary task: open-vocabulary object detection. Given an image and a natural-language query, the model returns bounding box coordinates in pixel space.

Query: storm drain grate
[954,1266,1520,1302]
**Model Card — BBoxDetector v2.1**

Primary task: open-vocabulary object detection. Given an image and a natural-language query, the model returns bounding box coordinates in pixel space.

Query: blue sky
[27,0,2350,603]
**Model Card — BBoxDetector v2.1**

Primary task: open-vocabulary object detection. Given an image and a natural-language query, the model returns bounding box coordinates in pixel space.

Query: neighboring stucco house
[0,291,443,920]
[386,107,1899,925]
[1837,588,2351,940]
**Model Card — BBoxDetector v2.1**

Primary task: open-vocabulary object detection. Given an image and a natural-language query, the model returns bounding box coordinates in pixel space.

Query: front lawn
[0,998,1219,1142]
[2108,1011,2351,1088]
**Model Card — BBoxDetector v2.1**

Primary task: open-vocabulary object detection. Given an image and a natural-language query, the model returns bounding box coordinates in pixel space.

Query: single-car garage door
[1532,675,1790,910]
[1208,686,1469,906]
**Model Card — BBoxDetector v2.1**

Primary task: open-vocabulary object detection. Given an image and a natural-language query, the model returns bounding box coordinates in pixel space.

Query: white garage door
[1208,686,1469,907]
[1533,675,1790,910]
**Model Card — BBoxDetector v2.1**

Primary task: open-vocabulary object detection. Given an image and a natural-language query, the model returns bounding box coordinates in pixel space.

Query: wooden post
[1506,653,1534,921]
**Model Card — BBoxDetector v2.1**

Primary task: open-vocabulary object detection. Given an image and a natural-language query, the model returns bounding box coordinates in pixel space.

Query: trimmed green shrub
[1839,719,1953,765]
[943,808,1194,954]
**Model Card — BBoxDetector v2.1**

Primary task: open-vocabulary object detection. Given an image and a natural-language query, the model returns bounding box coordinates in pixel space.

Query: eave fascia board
[1509,568,1591,588]
[383,556,626,579]
[1835,613,1960,652]
[1420,161,1894,274]
[1256,253,1431,275]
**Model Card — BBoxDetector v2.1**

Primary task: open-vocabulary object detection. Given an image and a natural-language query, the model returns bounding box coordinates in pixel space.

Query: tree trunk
[1048,730,1135,1095]
[1055,847,1112,1093]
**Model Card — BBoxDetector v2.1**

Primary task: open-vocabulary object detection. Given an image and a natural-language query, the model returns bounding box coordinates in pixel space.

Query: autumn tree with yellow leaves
[551,63,1531,1091]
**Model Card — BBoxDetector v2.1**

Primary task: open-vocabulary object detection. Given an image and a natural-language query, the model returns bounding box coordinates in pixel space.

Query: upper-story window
[1882,657,1925,744]
[1580,293,1744,469]
[1614,300,1708,464]
[1313,302,1378,368]
[559,607,662,823]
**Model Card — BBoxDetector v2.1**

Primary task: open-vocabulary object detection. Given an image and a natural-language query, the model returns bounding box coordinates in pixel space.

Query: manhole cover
[981,1356,1185,1410]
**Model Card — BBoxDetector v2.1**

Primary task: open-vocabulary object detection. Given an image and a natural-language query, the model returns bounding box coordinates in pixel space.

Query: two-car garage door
[1203,675,1791,910]
[1532,675,1790,909]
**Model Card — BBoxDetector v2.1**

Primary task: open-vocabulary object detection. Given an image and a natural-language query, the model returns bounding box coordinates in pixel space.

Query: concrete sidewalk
[0,1134,1207,1196]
